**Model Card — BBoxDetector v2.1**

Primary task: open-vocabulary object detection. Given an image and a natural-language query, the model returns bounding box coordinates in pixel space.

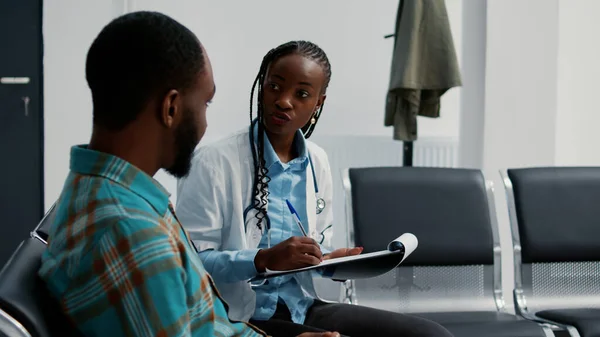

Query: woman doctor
[176,40,453,337]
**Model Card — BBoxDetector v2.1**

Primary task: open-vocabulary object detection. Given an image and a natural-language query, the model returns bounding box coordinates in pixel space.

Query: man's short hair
[86,11,204,131]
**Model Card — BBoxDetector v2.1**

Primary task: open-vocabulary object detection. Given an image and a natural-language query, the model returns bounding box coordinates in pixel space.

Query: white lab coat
[175,127,335,322]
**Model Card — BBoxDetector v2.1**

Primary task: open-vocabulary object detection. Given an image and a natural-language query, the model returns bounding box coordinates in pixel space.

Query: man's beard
[166,110,200,179]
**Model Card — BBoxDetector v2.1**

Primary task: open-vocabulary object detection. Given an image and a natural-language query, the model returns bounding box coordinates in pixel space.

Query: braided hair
[248,40,332,231]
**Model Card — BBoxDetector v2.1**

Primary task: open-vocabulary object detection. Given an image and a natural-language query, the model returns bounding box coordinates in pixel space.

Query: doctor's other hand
[322,247,364,261]
[297,332,340,337]
[254,236,322,272]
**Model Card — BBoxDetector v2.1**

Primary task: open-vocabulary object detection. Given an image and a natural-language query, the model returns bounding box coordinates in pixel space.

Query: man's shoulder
[41,215,166,290]
[42,173,172,272]
[59,172,163,222]
[45,208,172,263]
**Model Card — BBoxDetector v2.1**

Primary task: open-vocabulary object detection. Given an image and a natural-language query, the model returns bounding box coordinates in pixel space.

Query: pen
[285,199,308,237]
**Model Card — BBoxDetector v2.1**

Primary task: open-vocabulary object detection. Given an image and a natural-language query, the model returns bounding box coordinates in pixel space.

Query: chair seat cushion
[537,308,600,336]
[414,311,548,337]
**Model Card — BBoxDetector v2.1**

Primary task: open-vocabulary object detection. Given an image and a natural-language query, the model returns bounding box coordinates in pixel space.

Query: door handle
[1,77,30,84]
[22,97,30,117]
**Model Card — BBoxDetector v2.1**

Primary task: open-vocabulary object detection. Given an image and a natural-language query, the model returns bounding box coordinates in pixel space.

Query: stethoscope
[242,122,327,236]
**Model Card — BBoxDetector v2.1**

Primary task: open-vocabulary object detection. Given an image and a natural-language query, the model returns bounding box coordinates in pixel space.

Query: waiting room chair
[342,167,554,337]
[0,236,79,337]
[503,167,600,337]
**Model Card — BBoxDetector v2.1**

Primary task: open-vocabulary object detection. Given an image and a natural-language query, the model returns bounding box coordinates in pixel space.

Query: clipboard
[251,233,418,281]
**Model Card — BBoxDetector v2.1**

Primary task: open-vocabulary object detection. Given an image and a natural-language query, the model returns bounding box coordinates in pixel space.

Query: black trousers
[249,301,453,337]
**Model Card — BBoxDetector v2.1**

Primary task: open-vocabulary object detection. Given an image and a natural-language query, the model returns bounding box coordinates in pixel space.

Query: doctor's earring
[311,110,319,124]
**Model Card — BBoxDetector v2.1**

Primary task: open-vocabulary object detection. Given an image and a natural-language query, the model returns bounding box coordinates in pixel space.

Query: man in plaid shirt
[38,11,339,337]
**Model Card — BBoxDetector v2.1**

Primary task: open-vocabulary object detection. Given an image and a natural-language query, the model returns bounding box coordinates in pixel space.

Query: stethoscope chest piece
[316,198,326,214]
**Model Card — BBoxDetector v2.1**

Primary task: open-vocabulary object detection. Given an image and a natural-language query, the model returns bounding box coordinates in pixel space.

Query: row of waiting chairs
[0,167,598,336]
[340,167,600,337]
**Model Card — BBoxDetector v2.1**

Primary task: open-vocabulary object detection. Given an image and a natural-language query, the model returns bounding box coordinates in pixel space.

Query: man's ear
[160,89,181,129]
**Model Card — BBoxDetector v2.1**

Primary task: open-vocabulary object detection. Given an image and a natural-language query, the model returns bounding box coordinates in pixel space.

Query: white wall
[555,0,600,166]
[43,1,125,209]
[460,0,600,172]
[459,0,600,172]
[483,0,559,172]
[43,0,463,207]
[457,0,486,169]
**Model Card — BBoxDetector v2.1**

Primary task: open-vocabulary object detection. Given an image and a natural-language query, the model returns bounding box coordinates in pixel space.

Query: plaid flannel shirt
[39,145,266,337]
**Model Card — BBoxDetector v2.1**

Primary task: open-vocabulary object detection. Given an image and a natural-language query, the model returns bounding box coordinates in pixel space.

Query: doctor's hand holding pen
[284,199,364,262]
[253,200,365,272]
[254,236,323,272]
[253,237,365,272]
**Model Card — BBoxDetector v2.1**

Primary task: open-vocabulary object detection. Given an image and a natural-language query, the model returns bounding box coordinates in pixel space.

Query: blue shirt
[251,129,314,324]
[39,145,265,337]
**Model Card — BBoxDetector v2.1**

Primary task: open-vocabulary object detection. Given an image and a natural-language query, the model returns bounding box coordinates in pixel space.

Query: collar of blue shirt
[252,121,308,170]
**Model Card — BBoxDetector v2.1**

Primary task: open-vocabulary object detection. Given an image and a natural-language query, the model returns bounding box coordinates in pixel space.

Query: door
[0,0,44,266]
